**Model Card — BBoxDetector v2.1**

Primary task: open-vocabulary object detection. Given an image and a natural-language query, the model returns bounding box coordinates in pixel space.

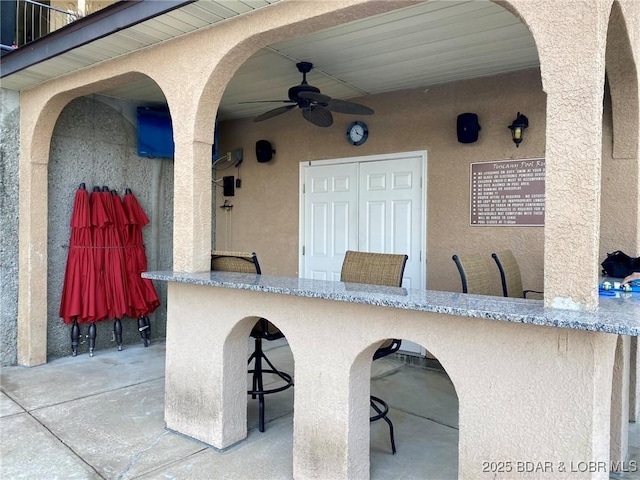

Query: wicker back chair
[452,254,491,295]
[340,250,408,455]
[210,250,293,433]
[340,250,407,288]
[491,250,543,299]
[211,251,262,274]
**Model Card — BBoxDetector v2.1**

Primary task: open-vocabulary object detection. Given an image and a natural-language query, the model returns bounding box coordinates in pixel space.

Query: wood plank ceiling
[1,0,539,122]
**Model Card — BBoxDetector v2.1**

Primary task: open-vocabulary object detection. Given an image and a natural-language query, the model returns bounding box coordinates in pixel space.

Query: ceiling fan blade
[240,100,294,104]
[253,104,296,122]
[327,99,374,115]
[298,91,331,104]
[302,106,333,127]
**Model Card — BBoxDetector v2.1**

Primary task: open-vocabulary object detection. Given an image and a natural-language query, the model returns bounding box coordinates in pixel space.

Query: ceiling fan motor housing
[288,84,322,105]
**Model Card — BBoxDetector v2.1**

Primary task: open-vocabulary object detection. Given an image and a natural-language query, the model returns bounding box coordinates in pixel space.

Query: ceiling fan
[244,62,374,127]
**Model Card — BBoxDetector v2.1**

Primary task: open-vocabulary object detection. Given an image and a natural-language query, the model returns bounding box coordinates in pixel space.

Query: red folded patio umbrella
[82,186,113,356]
[59,183,96,356]
[105,189,131,350]
[123,188,160,346]
[121,194,150,319]
[101,187,128,321]
[61,184,160,356]
[89,187,109,325]
[59,183,91,324]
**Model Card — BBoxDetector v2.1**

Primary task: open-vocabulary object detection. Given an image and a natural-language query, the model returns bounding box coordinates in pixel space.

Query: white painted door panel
[359,157,423,290]
[303,163,358,281]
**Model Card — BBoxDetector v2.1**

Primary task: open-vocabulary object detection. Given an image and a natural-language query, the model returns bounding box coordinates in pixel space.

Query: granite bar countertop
[143,271,640,336]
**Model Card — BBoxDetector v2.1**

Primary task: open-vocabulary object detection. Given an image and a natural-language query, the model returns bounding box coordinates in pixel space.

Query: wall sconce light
[508,112,528,148]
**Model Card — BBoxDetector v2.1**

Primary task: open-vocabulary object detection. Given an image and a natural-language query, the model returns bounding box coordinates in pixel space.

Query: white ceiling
[1,0,540,122]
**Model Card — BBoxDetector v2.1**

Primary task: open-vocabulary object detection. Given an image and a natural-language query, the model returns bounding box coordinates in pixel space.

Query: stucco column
[543,83,605,311]
[292,340,371,480]
[631,337,640,422]
[17,91,72,366]
[609,0,640,433]
[172,139,213,272]
[17,161,49,366]
[513,1,607,310]
[453,327,617,479]
[165,283,249,448]
[610,335,630,471]
[507,0,611,311]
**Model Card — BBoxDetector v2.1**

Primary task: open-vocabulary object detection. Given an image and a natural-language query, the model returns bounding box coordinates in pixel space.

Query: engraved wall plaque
[470,158,545,226]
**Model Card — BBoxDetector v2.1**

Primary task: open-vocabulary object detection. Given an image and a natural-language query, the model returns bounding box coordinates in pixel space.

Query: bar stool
[452,253,491,294]
[491,249,543,298]
[211,251,294,432]
[340,250,408,454]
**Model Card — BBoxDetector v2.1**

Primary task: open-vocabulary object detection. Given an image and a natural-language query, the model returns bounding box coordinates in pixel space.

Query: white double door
[300,151,426,355]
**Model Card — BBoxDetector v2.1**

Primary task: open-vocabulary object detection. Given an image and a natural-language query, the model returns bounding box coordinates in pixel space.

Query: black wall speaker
[223,176,235,197]
[256,140,275,163]
[457,113,481,144]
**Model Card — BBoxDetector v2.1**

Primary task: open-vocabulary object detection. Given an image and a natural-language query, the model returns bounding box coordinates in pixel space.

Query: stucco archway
[348,336,460,476]
[197,0,548,284]
[18,72,172,365]
[46,94,176,358]
[18,0,417,366]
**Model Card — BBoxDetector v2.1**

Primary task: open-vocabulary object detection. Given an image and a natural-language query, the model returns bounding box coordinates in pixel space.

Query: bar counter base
[163,281,618,479]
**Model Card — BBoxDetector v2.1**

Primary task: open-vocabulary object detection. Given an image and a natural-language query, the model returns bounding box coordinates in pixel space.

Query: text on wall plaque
[470,158,545,226]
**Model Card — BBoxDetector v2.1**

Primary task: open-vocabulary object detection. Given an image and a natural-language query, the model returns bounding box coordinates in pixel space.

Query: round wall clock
[346,121,368,146]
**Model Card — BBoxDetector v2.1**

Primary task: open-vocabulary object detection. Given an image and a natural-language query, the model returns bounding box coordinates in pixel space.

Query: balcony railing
[15,0,79,47]
[0,1,119,54]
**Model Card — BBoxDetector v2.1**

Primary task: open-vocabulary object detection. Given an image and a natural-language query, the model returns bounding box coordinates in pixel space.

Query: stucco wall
[45,96,173,359]
[600,86,639,259]
[1,88,20,366]
[215,68,552,294]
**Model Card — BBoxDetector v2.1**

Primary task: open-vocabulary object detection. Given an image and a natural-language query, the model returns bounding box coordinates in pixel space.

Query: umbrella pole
[143,316,151,345]
[71,318,80,357]
[114,318,123,351]
[138,316,150,347]
[88,322,96,357]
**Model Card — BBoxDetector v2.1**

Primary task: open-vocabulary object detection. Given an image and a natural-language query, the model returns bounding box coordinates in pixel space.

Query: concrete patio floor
[0,339,638,479]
